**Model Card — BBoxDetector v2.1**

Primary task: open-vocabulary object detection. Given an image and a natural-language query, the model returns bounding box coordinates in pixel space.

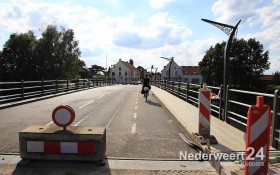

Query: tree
[129,58,134,65]
[0,31,37,81]
[273,71,280,85]
[199,38,270,90]
[89,64,105,78]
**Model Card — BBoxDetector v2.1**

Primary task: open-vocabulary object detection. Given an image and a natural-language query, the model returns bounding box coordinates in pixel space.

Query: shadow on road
[146,100,161,107]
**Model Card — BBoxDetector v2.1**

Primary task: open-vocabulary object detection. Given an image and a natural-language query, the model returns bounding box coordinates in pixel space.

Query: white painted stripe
[136,101,138,105]
[106,95,128,128]
[132,124,136,133]
[46,121,53,125]
[135,106,138,110]
[250,109,269,144]
[134,113,137,119]
[27,141,44,153]
[61,142,77,153]
[78,100,94,109]
[97,95,105,99]
[248,144,267,175]
[199,91,210,111]
[199,113,210,129]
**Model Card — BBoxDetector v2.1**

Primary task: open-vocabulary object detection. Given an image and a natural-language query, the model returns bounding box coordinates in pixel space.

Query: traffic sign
[52,105,75,128]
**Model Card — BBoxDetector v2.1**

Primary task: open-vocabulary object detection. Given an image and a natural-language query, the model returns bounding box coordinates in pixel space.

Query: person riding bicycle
[141,74,151,95]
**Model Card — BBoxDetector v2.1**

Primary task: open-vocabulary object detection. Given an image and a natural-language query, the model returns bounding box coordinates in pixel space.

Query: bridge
[0,80,279,174]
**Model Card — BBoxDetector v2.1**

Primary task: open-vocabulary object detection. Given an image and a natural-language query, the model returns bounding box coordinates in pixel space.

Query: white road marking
[46,121,53,125]
[134,113,137,119]
[97,95,105,99]
[135,106,138,110]
[106,95,128,128]
[136,101,138,105]
[78,100,94,109]
[131,124,136,134]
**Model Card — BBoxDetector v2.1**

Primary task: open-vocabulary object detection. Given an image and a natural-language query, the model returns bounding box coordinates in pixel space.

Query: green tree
[199,38,270,90]
[35,25,81,79]
[89,64,105,78]
[0,31,37,81]
[273,71,280,85]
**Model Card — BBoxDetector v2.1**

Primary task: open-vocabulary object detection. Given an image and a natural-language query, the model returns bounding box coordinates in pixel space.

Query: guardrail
[152,80,280,150]
[0,79,112,104]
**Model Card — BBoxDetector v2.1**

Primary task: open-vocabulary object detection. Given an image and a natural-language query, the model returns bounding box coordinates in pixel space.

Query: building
[161,60,203,84]
[161,61,183,82]
[181,66,203,84]
[110,59,140,84]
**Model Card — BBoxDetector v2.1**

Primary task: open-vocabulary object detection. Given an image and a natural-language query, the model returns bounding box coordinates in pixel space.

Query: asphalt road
[0,85,196,159]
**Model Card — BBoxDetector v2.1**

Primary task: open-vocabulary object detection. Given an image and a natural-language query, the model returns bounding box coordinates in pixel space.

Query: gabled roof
[121,61,140,73]
[259,75,273,81]
[181,66,199,74]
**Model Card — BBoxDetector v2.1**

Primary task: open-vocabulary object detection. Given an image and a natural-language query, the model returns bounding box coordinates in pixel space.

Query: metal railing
[0,79,113,104]
[152,80,280,150]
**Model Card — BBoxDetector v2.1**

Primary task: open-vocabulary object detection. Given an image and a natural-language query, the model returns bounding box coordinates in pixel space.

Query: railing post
[92,79,95,87]
[225,85,230,123]
[172,81,174,94]
[186,82,189,102]
[56,79,58,93]
[271,89,280,149]
[83,79,85,89]
[67,79,69,91]
[42,79,44,96]
[218,84,223,120]
[178,81,181,97]
[76,79,79,91]
[164,80,166,90]
[21,80,24,100]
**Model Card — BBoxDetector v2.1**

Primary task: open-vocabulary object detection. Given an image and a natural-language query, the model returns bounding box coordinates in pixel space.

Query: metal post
[21,80,24,100]
[201,18,241,122]
[271,90,280,148]
[225,85,230,123]
[83,79,85,89]
[186,82,189,102]
[42,79,45,95]
[77,79,79,91]
[172,81,174,94]
[164,80,166,90]
[67,79,69,91]
[56,79,58,93]
[178,81,181,97]
[218,84,223,120]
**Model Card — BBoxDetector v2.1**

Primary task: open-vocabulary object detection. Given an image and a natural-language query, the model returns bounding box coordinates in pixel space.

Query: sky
[0,0,279,74]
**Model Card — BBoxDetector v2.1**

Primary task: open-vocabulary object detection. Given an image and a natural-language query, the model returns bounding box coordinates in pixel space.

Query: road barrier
[193,84,217,145]
[19,105,106,162]
[245,96,271,175]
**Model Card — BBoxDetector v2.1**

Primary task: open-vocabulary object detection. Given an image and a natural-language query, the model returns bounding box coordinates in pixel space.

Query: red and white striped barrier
[245,96,272,175]
[27,141,95,154]
[198,85,211,136]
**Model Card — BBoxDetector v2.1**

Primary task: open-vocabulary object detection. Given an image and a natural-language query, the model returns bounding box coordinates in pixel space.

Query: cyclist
[141,74,151,97]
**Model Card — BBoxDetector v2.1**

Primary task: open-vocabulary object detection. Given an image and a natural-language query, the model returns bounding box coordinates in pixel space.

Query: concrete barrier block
[19,125,106,161]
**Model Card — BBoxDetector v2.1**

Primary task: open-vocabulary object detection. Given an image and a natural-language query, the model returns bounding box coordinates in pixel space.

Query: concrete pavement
[151,85,280,174]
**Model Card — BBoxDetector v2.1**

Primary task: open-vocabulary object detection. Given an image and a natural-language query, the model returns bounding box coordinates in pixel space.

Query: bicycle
[143,87,150,102]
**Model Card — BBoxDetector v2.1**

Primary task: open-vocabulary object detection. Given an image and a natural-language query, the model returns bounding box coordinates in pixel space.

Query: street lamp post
[160,56,174,82]
[201,18,241,122]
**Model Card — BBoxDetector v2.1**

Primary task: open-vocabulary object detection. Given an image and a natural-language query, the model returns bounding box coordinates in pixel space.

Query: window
[166,71,169,76]
[112,72,115,76]
[119,67,121,71]
[125,71,127,76]
[174,67,176,69]
[192,78,199,84]
[184,78,188,82]
[119,72,121,76]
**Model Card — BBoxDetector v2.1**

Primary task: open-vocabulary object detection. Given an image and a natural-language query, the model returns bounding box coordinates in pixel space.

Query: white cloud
[150,0,174,9]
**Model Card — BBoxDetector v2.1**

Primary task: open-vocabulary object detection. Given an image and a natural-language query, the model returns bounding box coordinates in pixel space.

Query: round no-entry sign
[52,105,75,128]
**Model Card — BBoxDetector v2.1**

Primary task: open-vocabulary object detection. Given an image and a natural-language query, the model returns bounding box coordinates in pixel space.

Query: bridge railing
[152,80,280,150]
[0,79,112,104]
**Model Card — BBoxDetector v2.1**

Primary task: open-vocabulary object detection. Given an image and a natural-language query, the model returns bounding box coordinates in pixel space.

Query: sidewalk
[151,86,280,175]
[151,86,245,152]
